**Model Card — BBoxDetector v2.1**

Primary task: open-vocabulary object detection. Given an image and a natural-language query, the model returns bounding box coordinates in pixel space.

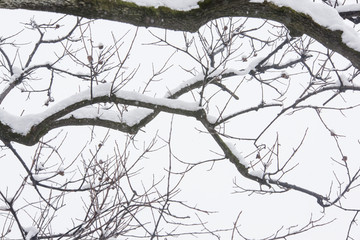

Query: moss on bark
[0,0,359,68]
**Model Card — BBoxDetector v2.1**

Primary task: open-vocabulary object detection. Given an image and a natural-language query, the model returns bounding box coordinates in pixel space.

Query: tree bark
[1,0,360,68]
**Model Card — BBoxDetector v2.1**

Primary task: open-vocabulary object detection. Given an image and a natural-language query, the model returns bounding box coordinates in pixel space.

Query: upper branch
[1,0,360,68]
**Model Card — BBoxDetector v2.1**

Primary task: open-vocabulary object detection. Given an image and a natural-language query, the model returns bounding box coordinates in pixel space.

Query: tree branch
[1,0,360,69]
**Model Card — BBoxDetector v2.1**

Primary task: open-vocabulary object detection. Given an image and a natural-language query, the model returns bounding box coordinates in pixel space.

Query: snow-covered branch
[1,0,360,69]
[0,83,205,145]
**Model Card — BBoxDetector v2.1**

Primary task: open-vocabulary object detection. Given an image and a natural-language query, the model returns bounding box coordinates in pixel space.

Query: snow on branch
[1,0,360,69]
[0,83,203,145]
[252,0,360,52]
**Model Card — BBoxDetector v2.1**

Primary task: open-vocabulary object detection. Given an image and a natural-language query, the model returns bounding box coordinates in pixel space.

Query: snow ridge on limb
[0,66,239,145]
[1,0,360,68]
[0,66,250,146]
[251,0,360,51]
[0,83,203,145]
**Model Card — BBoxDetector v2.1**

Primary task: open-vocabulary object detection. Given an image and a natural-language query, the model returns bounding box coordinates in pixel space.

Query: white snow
[9,66,22,83]
[340,73,353,86]
[123,0,202,11]
[249,170,264,178]
[81,183,90,189]
[166,68,247,98]
[115,89,200,111]
[250,0,360,52]
[0,83,201,135]
[62,106,121,122]
[24,226,38,240]
[36,162,45,171]
[225,142,266,178]
[165,73,205,98]
[206,115,218,124]
[121,108,154,126]
[108,0,360,58]
[124,0,360,54]
[61,106,154,127]
[33,174,44,182]
[244,57,263,74]
[336,4,360,13]
[225,142,250,168]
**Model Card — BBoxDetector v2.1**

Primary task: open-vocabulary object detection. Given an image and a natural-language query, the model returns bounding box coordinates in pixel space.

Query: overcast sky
[1,1,360,239]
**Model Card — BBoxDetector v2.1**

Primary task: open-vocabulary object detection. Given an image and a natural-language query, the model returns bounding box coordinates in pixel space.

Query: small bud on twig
[87,55,93,63]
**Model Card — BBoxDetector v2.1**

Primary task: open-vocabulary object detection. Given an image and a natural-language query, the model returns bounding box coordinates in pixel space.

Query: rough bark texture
[1,0,360,68]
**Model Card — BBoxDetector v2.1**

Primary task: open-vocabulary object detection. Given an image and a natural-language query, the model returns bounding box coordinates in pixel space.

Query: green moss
[158,6,181,14]
[197,0,213,9]
[110,0,141,8]
[76,0,140,11]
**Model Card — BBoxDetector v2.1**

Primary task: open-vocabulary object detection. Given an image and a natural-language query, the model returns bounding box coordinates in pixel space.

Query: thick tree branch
[0,85,203,145]
[1,0,360,69]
